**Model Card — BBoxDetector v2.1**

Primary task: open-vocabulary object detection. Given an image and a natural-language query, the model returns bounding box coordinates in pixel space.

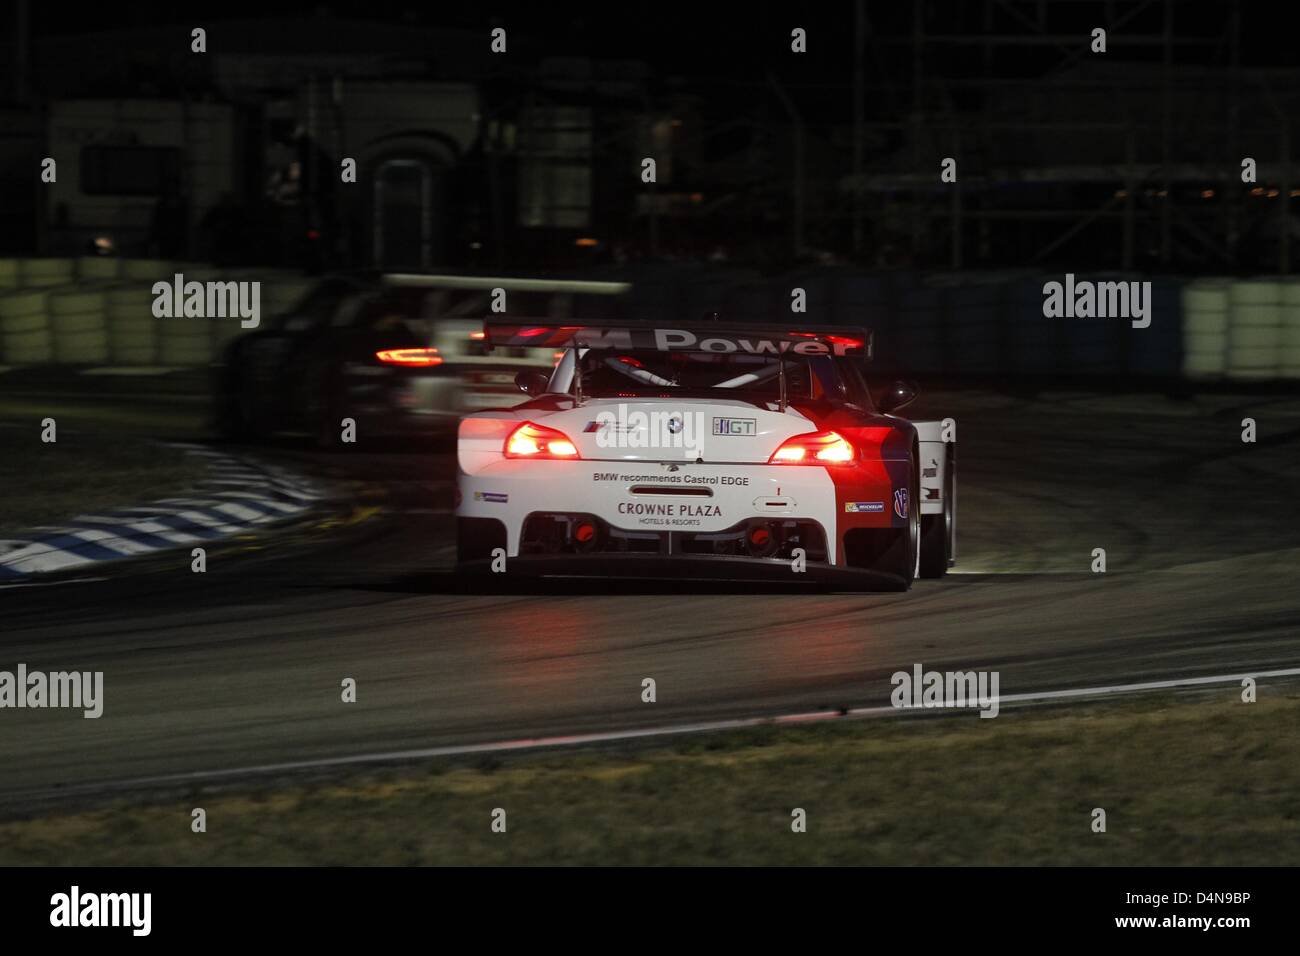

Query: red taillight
[504,422,580,459]
[769,430,856,465]
[788,332,863,348]
[376,348,442,367]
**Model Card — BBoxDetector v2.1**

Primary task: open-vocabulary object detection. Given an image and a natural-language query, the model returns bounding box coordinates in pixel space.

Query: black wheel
[213,358,262,440]
[457,517,507,565]
[303,363,344,450]
[919,445,954,578]
[212,375,247,439]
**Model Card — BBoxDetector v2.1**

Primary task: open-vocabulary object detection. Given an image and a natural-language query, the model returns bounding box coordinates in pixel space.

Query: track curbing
[0,443,327,579]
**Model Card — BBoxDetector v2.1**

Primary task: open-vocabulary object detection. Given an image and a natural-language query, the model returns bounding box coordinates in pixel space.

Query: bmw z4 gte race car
[456,322,955,590]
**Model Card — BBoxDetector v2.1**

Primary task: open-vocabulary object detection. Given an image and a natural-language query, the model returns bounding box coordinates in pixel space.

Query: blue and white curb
[0,444,327,580]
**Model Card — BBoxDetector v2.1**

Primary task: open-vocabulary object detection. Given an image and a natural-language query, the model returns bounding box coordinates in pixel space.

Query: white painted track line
[25,665,1300,801]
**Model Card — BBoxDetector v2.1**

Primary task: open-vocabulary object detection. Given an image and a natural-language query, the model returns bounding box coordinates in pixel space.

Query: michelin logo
[845,501,885,513]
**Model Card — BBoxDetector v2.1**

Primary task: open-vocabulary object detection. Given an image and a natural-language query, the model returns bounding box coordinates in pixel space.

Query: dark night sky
[24,1,1296,75]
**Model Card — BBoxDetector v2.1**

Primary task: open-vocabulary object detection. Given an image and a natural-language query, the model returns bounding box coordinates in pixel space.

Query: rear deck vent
[629,485,713,497]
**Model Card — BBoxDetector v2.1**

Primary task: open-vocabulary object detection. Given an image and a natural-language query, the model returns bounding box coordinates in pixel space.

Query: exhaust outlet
[746,523,779,558]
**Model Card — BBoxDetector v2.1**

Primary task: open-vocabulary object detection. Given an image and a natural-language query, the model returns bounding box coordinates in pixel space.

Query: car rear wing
[482,321,872,358]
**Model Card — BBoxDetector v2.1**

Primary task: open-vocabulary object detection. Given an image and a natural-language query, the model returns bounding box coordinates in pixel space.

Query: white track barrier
[120,259,177,282]
[156,265,222,365]
[0,289,54,363]
[10,261,1297,379]
[1181,279,1230,379]
[208,269,257,356]
[1281,279,1300,379]
[105,284,158,365]
[259,271,318,316]
[76,256,122,282]
[18,257,75,288]
[1226,279,1283,380]
[0,258,20,291]
[47,285,110,363]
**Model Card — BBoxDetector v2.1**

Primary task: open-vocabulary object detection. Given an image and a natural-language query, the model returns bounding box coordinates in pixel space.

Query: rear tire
[213,378,248,440]
[919,445,954,578]
[213,361,264,441]
[304,363,344,450]
[889,461,920,587]
[457,517,508,566]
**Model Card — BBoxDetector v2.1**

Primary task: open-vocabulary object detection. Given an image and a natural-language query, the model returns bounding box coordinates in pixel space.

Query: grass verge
[0,424,206,534]
[1,690,1297,865]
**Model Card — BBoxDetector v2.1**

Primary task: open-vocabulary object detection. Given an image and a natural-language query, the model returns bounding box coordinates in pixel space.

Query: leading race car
[456,322,956,590]
[214,278,553,446]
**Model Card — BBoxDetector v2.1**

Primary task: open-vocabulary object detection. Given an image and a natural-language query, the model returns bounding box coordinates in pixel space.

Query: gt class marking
[713,417,757,436]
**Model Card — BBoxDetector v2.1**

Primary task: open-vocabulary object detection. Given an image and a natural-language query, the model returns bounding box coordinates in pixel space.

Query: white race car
[456,322,955,589]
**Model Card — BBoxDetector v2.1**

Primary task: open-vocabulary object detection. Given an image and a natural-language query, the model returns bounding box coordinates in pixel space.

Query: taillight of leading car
[375,348,443,367]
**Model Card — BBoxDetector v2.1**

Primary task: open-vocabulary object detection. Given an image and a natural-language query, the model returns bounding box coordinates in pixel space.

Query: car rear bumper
[348,406,459,438]
[455,551,905,590]
[345,364,537,437]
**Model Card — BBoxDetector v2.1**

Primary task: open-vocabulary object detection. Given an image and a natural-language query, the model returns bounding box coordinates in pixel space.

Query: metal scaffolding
[844,0,1299,273]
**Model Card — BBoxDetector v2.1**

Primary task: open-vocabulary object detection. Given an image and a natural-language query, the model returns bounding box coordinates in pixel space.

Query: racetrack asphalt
[2,388,1298,811]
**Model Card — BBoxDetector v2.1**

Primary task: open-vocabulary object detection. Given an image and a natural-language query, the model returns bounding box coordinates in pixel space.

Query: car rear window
[573,349,845,400]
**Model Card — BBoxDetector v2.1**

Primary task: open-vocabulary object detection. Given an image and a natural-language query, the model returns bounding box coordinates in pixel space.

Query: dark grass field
[0,423,205,536]
[2,690,1296,865]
